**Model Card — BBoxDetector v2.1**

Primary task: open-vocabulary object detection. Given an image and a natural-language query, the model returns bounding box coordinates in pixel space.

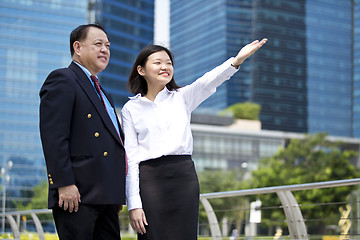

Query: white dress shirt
[121,58,239,210]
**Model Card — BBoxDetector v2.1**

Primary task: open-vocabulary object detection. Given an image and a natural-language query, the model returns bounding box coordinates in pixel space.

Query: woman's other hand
[129,208,148,234]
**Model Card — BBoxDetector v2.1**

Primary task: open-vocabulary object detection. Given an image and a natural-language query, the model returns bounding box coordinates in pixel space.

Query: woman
[121,38,267,240]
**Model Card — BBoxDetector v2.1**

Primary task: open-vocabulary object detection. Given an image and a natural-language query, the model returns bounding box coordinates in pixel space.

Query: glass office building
[251,0,307,133]
[171,0,354,137]
[0,0,154,213]
[192,124,284,171]
[306,0,352,137]
[93,0,155,107]
[0,0,87,211]
[191,122,360,172]
[170,0,253,109]
[354,0,360,138]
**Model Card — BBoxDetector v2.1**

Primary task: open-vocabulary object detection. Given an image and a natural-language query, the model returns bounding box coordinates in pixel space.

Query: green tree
[249,133,360,233]
[220,102,261,120]
[14,180,48,210]
[198,169,247,235]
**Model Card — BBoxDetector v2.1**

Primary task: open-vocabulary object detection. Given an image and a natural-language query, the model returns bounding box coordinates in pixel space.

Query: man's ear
[73,41,81,56]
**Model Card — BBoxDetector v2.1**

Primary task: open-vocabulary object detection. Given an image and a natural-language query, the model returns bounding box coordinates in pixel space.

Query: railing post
[31,213,45,240]
[5,214,20,240]
[200,196,222,240]
[277,191,308,240]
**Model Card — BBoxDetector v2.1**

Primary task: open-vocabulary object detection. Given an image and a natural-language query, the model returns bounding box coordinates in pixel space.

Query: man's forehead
[86,27,108,40]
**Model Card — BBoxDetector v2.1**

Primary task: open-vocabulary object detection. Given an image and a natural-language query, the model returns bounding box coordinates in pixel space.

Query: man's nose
[100,44,109,52]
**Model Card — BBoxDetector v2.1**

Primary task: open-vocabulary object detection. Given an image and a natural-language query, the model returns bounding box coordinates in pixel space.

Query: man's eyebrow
[93,38,110,43]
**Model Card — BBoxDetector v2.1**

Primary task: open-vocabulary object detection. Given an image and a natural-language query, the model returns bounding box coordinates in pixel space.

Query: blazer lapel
[68,62,123,146]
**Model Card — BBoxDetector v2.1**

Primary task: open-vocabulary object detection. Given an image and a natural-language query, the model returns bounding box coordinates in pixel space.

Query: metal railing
[200,178,360,240]
[1,178,360,240]
[0,209,51,240]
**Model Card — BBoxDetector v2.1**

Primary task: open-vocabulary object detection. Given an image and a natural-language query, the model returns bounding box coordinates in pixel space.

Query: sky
[154,0,170,47]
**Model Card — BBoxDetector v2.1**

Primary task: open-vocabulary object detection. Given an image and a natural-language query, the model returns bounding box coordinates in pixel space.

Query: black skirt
[138,155,199,240]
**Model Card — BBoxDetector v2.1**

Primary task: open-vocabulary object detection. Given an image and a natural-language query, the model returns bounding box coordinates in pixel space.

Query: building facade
[92,0,155,106]
[0,0,155,217]
[306,0,352,137]
[191,121,360,173]
[170,0,354,137]
[251,0,308,133]
[353,0,360,137]
[171,0,254,109]
[0,0,87,211]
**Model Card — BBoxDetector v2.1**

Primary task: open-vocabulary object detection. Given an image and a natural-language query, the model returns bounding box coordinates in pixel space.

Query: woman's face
[138,50,174,90]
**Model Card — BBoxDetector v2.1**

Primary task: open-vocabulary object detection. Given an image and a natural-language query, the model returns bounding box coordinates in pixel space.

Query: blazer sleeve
[39,69,76,189]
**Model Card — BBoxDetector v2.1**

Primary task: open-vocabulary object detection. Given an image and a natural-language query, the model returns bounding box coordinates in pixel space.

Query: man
[39,24,126,240]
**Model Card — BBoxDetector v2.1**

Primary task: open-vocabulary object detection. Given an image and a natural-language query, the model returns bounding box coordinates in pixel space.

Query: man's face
[75,27,110,76]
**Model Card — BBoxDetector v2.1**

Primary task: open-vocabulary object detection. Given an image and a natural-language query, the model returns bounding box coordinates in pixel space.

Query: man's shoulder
[41,64,80,94]
[48,62,79,76]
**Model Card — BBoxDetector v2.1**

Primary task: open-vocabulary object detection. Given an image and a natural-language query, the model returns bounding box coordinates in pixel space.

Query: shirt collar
[129,87,173,101]
[73,61,95,80]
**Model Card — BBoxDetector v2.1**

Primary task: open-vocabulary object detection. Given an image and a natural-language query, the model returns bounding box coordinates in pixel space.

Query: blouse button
[87,114,92,119]
[103,152,108,157]
[94,132,100,137]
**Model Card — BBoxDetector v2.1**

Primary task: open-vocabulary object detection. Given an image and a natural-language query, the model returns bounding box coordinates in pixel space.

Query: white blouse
[121,58,239,210]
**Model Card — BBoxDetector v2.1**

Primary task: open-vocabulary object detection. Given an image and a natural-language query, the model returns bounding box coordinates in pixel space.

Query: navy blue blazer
[39,62,126,208]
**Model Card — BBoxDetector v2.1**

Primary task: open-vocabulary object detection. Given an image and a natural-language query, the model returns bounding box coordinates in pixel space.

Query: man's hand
[58,184,81,213]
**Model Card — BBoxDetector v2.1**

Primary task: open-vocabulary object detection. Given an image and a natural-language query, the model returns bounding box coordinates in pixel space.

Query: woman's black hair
[128,44,180,96]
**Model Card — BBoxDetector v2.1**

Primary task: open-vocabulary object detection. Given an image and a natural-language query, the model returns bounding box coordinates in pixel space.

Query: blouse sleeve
[121,106,143,210]
[179,58,239,113]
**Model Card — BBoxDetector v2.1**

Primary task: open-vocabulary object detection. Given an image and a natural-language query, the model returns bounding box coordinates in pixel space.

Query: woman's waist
[139,154,192,167]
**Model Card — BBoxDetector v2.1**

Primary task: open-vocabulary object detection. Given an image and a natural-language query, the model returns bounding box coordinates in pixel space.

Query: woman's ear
[137,65,145,76]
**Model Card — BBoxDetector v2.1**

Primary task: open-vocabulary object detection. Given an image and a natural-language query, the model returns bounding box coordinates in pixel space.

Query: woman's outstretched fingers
[233,38,268,66]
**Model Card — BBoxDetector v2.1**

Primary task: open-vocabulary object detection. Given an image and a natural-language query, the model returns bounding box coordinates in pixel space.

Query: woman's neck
[145,85,165,102]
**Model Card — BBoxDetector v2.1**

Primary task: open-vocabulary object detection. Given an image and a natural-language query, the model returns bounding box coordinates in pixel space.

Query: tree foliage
[14,180,48,210]
[249,133,360,232]
[221,102,261,120]
[198,169,247,235]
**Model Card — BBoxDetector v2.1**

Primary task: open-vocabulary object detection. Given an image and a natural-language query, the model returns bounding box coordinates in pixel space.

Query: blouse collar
[129,87,173,102]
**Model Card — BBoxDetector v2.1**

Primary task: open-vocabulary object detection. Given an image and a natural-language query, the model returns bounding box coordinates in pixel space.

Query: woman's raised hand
[232,38,268,66]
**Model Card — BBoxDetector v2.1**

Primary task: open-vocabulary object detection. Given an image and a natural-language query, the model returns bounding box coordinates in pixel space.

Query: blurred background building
[0,0,155,211]
[1,0,88,208]
[1,0,360,214]
[89,0,155,106]
[170,0,353,137]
